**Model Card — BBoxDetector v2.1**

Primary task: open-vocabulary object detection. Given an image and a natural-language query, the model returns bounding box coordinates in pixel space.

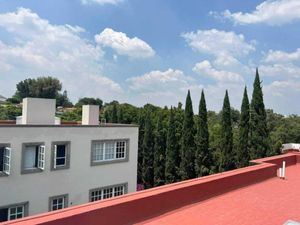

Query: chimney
[20,98,56,125]
[82,105,99,125]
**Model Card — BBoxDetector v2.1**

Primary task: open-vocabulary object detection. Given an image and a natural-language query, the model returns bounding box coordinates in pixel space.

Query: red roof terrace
[3,152,300,225]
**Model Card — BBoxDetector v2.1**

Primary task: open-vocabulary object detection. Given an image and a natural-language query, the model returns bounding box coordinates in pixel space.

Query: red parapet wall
[3,153,299,225]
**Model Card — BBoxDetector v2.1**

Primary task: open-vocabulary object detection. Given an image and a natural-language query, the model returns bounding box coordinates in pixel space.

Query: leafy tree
[118,106,124,123]
[236,87,250,168]
[195,90,211,176]
[153,114,166,186]
[57,90,73,107]
[165,107,178,183]
[142,111,154,188]
[14,77,62,101]
[219,90,234,172]
[75,97,103,108]
[111,103,118,123]
[249,69,270,158]
[137,111,145,184]
[0,104,22,120]
[179,90,196,180]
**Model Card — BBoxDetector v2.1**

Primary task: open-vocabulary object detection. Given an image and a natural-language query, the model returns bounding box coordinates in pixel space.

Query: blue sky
[0,0,300,115]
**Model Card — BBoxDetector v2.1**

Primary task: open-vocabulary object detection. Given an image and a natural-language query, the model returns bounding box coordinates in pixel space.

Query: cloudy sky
[0,0,300,115]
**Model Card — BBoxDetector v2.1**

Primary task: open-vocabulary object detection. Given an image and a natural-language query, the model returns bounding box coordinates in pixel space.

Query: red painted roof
[3,152,300,225]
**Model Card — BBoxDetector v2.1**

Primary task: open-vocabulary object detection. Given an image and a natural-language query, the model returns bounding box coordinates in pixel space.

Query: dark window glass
[56,145,66,157]
[0,148,4,172]
[0,208,8,222]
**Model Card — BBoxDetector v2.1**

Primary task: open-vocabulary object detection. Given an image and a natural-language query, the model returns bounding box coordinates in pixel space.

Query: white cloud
[81,0,123,5]
[221,0,300,25]
[264,48,300,63]
[259,63,300,78]
[126,69,203,107]
[0,8,123,101]
[264,80,300,114]
[193,60,244,82]
[182,29,255,57]
[95,28,155,58]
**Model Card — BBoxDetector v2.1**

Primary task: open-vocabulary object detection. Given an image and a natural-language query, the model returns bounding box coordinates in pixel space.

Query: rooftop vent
[17,98,57,125]
[82,105,99,125]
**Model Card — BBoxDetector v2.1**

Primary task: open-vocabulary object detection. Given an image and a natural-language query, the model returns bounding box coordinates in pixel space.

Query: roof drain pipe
[279,161,286,179]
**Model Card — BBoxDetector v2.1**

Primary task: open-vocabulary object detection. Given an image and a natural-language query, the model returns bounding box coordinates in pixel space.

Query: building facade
[0,98,138,222]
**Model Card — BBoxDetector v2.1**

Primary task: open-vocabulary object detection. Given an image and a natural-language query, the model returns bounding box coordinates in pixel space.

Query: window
[0,145,11,176]
[22,143,45,174]
[0,203,28,222]
[49,194,68,211]
[89,184,127,202]
[91,140,128,165]
[51,142,70,170]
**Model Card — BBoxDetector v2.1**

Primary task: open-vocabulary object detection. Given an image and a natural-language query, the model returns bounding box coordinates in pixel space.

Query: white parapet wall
[282,143,300,152]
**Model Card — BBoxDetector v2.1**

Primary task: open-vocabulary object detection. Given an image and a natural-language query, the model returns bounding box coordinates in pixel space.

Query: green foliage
[195,90,211,176]
[14,77,62,102]
[56,90,73,107]
[249,69,270,159]
[237,87,250,168]
[118,106,124,123]
[59,107,82,121]
[0,104,22,120]
[153,114,166,186]
[219,90,234,172]
[165,107,178,183]
[142,111,154,188]
[180,90,196,180]
[112,103,118,123]
[75,97,103,108]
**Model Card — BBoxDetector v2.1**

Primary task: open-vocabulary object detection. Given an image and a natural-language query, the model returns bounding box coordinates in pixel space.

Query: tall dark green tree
[137,111,145,184]
[195,90,211,176]
[179,90,196,180]
[249,69,270,158]
[111,103,118,123]
[219,90,234,172]
[236,87,250,168]
[153,114,166,186]
[165,107,178,183]
[142,111,154,188]
[118,106,124,123]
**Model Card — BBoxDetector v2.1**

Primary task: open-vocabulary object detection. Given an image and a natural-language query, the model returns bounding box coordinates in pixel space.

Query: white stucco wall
[0,125,138,216]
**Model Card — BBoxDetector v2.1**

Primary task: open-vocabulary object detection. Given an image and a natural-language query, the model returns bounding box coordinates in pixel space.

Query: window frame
[0,202,29,222]
[21,142,45,174]
[90,139,129,166]
[89,183,128,202]
[0,143,11,177]
[51,141,71,171]
[49,194,68,211]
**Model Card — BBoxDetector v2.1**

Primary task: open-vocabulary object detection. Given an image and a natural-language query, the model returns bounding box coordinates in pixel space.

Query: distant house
[0,95,6,103]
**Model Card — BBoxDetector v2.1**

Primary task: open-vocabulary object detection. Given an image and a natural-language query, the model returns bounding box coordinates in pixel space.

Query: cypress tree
[165,107,178,183]
[179,90,196,180]
[174,102,184,180]
[142,110,154,189]
[153,114,166,186]
[137,111,144,184]
[249,69,270,158]
[219,90,234,172]
[237,87,250,168]
[195,90,211,176]
[112,103,118,123]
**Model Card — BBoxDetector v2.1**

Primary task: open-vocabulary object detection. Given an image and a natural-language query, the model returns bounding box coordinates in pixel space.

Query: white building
[0,98,138,222]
